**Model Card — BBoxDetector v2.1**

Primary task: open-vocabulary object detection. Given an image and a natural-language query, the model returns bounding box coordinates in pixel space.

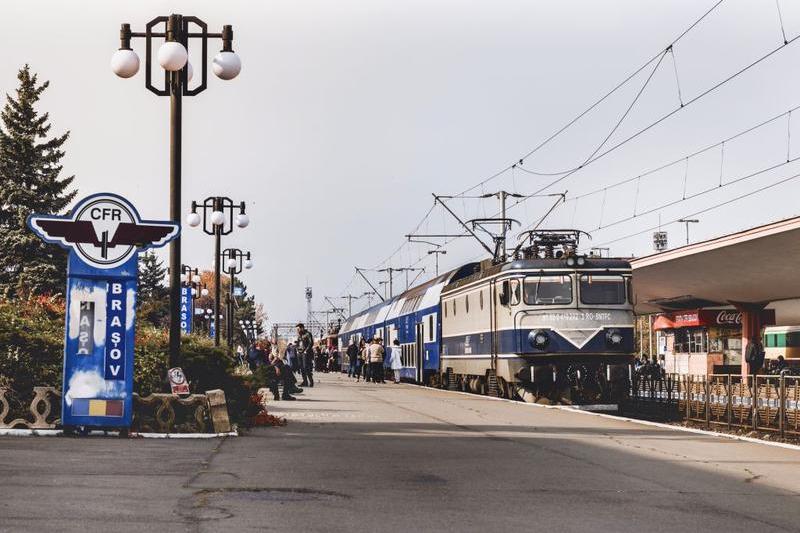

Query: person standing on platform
[368,337,385,383]
[361,338,372,383]
[297,323,315,388]
[389,339,402,384]
[347,339,359,378]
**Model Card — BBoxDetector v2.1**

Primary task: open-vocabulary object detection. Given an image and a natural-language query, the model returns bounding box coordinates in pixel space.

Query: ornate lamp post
[221,248,252,350]
[186,197,249,346]
[111,14,242,367]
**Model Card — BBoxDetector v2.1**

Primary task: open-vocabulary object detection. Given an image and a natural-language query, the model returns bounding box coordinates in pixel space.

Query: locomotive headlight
[566,257,576,267]
[576,256,586,266]
[606,328,624,347]
[529,329,550,350]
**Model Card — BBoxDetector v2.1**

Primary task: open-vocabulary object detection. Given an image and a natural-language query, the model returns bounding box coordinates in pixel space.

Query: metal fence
[622,373,800,438]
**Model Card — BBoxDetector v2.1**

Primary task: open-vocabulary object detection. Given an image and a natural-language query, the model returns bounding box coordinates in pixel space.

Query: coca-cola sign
[715,311,742,326]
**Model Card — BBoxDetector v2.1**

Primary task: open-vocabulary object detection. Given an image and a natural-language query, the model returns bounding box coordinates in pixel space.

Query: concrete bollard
[205,389,231,433]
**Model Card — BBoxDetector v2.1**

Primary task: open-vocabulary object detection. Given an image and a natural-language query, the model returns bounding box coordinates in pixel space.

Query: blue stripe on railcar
[441,327,634,356]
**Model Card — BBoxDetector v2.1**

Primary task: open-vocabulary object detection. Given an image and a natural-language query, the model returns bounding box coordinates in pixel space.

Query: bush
[0,295,65,393]
[0,296,260,424]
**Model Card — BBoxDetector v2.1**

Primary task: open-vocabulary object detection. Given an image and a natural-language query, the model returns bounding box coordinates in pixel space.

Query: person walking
[296,323,315,388]
[368,337,385,383]
[389,339,402,384]
[346,339,359,378]
[285,341,298,373]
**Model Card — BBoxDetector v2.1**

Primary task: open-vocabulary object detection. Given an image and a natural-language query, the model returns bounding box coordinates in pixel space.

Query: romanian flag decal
[71,399,124,417]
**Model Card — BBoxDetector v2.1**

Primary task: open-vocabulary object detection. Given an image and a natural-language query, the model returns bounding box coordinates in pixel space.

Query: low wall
[0,387,229,433]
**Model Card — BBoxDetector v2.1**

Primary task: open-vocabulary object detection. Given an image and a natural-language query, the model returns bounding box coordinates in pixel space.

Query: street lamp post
[186,197,249,346]
[221,248,253,350]
[112,14,242,368]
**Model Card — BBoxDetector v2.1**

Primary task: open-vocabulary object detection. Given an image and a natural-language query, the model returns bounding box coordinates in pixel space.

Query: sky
[2,0,800,325]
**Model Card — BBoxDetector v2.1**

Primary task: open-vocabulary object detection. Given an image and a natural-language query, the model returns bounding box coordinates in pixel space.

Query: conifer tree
[137,252,169,327]
[0,65,76,297]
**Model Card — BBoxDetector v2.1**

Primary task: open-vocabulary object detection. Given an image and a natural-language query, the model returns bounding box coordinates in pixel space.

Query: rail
[622,373,800,438]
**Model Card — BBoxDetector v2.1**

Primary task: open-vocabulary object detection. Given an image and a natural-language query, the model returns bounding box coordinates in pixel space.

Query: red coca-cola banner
[653,309,775,330]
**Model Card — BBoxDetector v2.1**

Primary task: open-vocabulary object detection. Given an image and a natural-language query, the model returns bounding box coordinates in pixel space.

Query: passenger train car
[337,231,635,403]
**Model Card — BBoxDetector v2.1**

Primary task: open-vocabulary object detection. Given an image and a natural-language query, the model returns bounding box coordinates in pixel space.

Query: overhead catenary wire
[587,169,800,249]
[590,155,800,233]
[518,102,800,213]
[512,31,800,218]
[453,0,727,191]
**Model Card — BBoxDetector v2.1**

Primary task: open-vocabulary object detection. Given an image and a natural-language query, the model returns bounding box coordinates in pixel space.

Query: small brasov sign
[180,285,193,334]
[28,192,179,429]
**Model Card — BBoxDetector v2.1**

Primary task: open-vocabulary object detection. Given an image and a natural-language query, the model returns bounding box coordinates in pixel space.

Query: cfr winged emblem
[27,192,180,269]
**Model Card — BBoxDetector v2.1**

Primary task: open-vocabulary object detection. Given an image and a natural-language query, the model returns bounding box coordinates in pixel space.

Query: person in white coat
[389,339,403,384]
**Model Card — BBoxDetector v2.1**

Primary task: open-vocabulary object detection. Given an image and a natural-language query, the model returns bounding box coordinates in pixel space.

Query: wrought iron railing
[623,373,800,438]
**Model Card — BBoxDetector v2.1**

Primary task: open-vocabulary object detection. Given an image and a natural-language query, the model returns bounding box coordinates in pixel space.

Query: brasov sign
[28,193,179,429]
[180,285,193,334]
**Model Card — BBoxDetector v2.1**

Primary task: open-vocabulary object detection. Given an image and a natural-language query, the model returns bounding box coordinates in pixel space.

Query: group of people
[241,324,407,401]
[244,323,319,401]
[344,337,403,384]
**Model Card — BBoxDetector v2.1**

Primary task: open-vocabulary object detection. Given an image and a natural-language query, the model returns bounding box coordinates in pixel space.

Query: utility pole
[427,249,447,276]
[377,267,397,298]
[678,218,699,245]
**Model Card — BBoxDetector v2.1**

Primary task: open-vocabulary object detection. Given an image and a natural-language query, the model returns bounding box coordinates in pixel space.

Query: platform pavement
[1,373,799,532]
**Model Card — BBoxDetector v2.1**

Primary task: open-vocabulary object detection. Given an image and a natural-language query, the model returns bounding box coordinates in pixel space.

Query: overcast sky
[3,0,800,323]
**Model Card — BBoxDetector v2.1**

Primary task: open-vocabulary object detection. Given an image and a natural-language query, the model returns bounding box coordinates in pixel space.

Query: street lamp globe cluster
[111,22,241,81]
[187,197,252,347]
[111,13,245,367]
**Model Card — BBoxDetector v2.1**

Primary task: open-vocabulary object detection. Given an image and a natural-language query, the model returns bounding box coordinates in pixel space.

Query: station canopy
[631,216,800,316]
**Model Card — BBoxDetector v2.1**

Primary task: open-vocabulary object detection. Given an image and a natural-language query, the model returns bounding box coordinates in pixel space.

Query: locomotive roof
[442,257,632,294]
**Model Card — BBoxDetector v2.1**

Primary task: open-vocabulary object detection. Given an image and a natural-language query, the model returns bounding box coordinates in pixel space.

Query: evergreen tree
[0,65,76,297]
[137,252,169,327]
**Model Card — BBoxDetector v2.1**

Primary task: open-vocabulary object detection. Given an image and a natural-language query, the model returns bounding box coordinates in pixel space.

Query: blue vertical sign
[210,317,216,339]
[180,286,193,334]
[28,193,179,429]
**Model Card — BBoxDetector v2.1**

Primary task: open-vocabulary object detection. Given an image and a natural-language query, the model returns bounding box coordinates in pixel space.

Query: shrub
[0,296,259,424]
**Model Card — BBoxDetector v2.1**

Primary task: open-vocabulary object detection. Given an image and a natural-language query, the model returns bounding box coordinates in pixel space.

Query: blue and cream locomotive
[337,231,635,403]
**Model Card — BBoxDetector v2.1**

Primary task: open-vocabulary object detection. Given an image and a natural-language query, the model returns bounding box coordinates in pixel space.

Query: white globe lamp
[111,49,140,78]
[186,212,201,227]
[244,259,253,270]
[235,213,249,228]
[227,258,237,269]
[210,210,225,226]
[157,41,188,71]
[212,51,241,80]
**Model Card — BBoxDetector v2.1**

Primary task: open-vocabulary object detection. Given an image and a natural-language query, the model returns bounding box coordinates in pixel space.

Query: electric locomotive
[336,230,635,404]
[439,230,634,403]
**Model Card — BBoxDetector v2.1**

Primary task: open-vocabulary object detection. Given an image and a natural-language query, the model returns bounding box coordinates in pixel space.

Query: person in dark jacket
[296,323,315,387]
[346,339,359,378]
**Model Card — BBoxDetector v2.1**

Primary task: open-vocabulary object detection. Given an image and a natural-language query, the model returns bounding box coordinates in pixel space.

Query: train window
[465,295,470,313]
[479,290,484,310]
[510,280,521,305]
[626,277,633,304]
[579,274,625,304]
[428,315,434,340]
[524,275,572,305]
[453,298,457,316]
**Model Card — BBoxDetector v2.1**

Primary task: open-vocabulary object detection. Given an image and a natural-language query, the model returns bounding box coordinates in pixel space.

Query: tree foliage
[137,252,169,327]
[0,65,76,297]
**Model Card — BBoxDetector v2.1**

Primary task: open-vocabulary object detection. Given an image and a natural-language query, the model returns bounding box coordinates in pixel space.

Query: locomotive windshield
[524,275,573,305]
[579,274,626,304]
